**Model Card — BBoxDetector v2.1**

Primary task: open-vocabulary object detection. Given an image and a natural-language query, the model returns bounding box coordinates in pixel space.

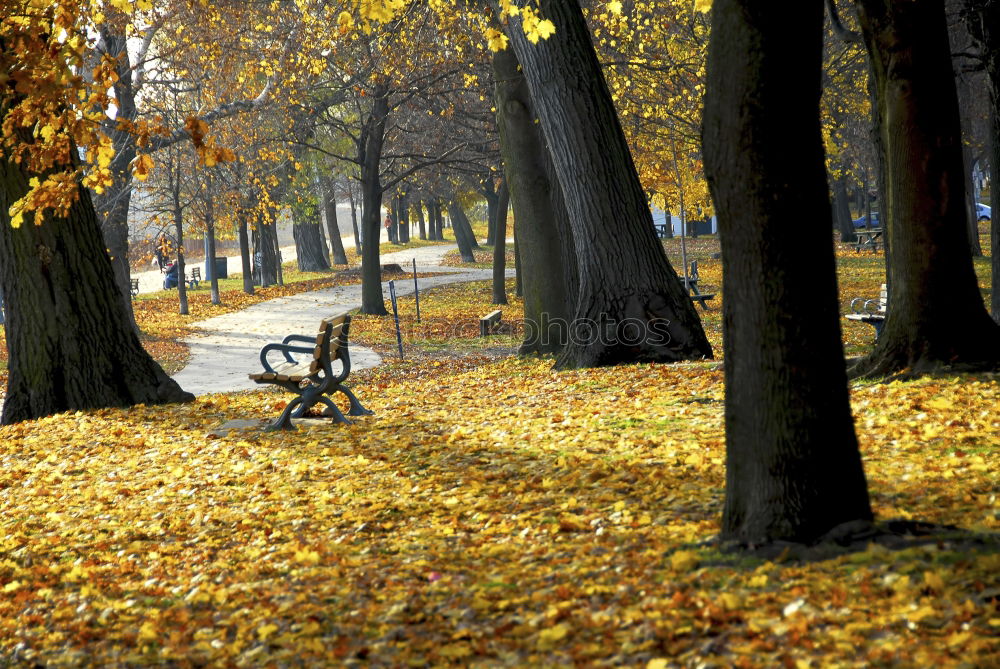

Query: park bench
[480,309,502,336]
[683,260,715,310]
[249,312,373,430]
[129,278,139,299]
[186,267,201,289]
[845,283,887,339]
[854,228,883,253]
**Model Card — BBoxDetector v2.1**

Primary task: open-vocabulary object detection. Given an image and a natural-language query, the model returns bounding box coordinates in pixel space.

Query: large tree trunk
[0,143,193,423]
[292,206,332,272]
[507,0,713,368]
[494,46,575,353]
[703,0,872,544]
[447,198,478,263]
[321,176,349,266]
[851,0,1000,377]
[359,86,389,315]
[492,182,509,305]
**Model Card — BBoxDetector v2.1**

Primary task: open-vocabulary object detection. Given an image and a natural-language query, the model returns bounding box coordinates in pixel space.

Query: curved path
[169,244,510,396]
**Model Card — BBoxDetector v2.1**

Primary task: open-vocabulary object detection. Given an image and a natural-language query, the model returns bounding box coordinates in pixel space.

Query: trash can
[208,256,228,279]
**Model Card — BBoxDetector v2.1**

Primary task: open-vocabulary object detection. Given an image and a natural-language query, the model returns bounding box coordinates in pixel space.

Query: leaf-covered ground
[0,356,997,666]
[0,231,997,665]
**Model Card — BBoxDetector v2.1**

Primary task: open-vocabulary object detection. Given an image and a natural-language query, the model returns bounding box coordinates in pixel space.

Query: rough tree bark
[493,45,575,353]
[851,0,1000,377]
[0,133,194,423]
[292,207,332,272]
[506,0,712,368]
[704,0,873,544]
[254,216,279,287]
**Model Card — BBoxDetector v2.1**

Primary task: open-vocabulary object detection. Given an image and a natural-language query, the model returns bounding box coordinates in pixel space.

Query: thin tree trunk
[704,0,872,544]
[238,207,254,295]
[492,182,509,305]
[321,176,348,265]
[204,185,222,305]
[415,199,427,240]
[347,181,362,254]
[359,85,389,315]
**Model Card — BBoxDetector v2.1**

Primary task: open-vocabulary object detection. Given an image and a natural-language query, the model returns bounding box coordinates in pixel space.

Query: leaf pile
[0,356,996,666]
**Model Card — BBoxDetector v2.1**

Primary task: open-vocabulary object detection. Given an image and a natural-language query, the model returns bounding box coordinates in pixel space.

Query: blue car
[852,212,880,228]
[976,203,991,221]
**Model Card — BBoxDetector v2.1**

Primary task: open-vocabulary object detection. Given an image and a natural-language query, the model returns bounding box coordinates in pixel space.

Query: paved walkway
[169,244,511,396]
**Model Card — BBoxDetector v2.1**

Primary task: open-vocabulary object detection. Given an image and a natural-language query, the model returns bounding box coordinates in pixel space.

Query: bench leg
[317,397,352,424]
[337,386,374,416]
[266,397,302,431]
[873,321,885,340]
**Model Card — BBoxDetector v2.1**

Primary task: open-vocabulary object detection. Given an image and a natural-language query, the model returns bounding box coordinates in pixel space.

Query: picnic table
[854,227,883,252]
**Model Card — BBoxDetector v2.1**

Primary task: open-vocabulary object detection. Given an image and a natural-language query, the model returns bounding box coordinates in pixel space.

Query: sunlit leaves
[486,28,509,52]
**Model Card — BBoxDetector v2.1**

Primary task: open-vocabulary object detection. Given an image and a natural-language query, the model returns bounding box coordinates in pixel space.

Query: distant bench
[249,312,373,430]
[682,260,715,310]
[186,267,201,289]
[130,278,139,299]
[480,309,502,336]
[845,283,887,339]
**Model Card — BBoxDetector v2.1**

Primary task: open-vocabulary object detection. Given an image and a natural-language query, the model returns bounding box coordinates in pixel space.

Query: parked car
[976,203,991,221]
[852,212,880,228]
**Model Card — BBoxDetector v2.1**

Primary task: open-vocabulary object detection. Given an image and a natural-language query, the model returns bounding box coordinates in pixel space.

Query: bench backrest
[877,284,887,312]
[191,267,201,279]
[309,313,350,374]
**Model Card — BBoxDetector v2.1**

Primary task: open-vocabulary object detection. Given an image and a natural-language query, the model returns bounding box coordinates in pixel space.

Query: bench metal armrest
[863,299,880,315]
[281,334,316,346]
[259,342,314,371]
[850,297,865,313]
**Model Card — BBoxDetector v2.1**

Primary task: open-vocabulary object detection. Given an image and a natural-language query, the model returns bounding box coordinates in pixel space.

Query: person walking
[384,213,397,243]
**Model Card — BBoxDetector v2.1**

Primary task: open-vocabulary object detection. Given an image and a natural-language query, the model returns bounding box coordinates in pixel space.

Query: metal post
[412,258,420,323]
[388,280,404,359]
